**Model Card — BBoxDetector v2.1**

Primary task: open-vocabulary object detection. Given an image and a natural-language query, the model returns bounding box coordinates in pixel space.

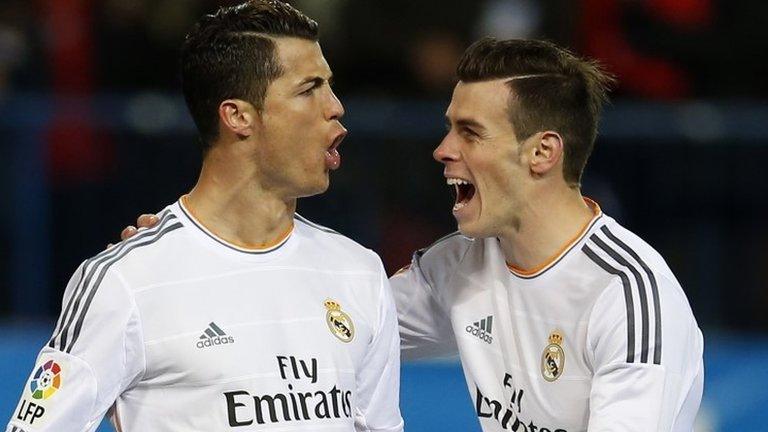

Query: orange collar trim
[507,198,602,278]
[180,195,294,253]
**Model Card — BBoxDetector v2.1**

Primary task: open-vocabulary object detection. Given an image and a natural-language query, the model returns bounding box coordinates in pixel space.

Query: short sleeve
[6,260,145,432]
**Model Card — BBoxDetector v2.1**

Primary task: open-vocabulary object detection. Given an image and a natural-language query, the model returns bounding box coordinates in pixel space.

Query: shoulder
[580,217,681,297]
[583,217,700,366]
[587,217,674,278]
[417,231,474,265]
[408,231,474,285]
[293,213,383,271]
[49,221,175,354]
[63,206,181,302]
[97,207,186,285]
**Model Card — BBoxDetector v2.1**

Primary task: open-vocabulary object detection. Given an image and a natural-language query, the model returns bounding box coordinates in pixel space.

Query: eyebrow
[447,116,487,133]
[297,75,333,88]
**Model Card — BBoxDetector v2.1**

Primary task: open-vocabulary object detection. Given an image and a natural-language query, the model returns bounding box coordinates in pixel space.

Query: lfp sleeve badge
[15,358,64,427]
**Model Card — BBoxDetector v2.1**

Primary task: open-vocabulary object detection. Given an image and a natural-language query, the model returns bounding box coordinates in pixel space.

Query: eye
[300,86,317,96]
[461,127,479,139]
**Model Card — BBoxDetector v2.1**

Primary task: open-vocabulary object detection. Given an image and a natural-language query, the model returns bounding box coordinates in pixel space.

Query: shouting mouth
[447,177,476,213]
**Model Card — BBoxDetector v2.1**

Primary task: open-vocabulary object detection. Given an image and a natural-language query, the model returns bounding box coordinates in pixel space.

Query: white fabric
[7,201,403,432]
[392,211,703,432]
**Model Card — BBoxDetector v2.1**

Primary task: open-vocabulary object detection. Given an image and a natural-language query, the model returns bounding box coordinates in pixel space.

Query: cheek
[478,155,524,208]
[477,149,516,184]
[263,117,312,158]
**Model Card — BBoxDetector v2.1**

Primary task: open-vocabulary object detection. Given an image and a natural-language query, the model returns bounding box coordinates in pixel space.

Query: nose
[325,87,345,121]
[433,133,460,164]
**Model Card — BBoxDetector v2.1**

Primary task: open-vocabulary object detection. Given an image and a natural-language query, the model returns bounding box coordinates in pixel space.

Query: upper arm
[587,277,703,432]
[7,261,145,432]
[390,250,457,361]
[353,262,403,432]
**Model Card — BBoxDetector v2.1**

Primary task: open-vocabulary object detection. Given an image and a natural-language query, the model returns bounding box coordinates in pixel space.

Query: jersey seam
[415,237,473,312]
[42,348,100,426]
[112,268,148,387]
[438,241,473,311]
[586,277,624,371]
[421,231,463,255]
[369,255,388,346]
[294,213,341,235]
[595,359,665,371]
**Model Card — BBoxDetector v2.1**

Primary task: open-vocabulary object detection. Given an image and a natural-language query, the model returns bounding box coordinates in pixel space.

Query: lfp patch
[29,360,62,400]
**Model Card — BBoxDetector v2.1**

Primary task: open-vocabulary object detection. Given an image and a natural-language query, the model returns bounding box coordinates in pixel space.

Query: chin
[456,218,497,240]
[456,221,481,239]
[296,178,329,198]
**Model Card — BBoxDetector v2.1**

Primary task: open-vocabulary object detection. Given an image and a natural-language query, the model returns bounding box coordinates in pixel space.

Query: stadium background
[1,0,767,430]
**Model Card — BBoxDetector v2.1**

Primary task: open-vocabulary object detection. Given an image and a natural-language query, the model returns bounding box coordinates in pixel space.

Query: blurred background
[1,0,767,430]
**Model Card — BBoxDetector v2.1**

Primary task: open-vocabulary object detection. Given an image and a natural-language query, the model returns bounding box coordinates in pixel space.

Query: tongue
[325,148,341,170]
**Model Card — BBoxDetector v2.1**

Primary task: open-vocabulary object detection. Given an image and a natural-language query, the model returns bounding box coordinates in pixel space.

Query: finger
[121,226,138,241]
[106,243,114,249]
[137,214,159,228]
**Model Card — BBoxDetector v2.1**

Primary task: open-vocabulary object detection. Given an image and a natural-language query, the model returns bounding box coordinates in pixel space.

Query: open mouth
[447,177,476,212]
[325,131,347,170]
[330,130,346,151]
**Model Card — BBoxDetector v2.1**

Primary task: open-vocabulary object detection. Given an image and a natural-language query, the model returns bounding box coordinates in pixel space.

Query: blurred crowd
[1,0,767,99]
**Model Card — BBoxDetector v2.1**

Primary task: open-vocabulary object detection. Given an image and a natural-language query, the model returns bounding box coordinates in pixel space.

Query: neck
[499,184,596,273]
[184,143,296,249]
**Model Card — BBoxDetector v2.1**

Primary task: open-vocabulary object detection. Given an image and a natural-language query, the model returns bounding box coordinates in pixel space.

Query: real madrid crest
[541,330,565,382]
[324,299,355,343]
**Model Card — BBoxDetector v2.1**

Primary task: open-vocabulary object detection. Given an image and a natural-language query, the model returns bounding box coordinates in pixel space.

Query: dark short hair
[457,38,614,187]
[181,0,319,152]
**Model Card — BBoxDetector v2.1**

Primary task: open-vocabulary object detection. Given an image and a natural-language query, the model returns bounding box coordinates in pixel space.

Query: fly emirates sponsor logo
[475,373,568,432]
[224,355,353,427]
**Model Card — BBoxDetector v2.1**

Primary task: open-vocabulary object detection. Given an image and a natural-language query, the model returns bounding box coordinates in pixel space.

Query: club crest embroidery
[324,299,355,343]
[541,330,565,382]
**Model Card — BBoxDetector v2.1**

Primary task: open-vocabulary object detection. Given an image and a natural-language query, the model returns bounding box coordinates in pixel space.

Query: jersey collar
[177,196,296,258]
[506,198,603,279]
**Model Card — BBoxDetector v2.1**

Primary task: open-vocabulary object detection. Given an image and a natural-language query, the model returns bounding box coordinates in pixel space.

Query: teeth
[446,178,472,186]
[453,202,467,211]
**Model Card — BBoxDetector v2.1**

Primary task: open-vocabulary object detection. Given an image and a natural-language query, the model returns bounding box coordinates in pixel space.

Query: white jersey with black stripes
[391,200,703,432]
[7,199,403,432]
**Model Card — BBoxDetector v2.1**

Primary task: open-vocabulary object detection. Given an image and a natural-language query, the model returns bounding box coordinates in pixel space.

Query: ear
[218,99,256,139]
[529,131,564,177]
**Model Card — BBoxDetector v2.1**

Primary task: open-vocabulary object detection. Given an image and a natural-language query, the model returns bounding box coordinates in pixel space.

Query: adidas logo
[196,322,235,349]
[465,315,493,344]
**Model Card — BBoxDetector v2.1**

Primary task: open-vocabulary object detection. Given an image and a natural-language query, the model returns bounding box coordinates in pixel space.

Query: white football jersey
[7,200,403,432]
[392,202,703,432]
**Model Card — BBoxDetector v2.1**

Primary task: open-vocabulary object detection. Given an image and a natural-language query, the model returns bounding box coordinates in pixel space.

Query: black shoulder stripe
[591,234,651,364]
[294,213,339,235]
[64,220,182,353]
[601,226,662,365]
[582,243,636,363]
[51,210,174,350]
[416,231,462,258]
[48,264,86,349]
[48,209,173,349]
[51,211,176,351]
